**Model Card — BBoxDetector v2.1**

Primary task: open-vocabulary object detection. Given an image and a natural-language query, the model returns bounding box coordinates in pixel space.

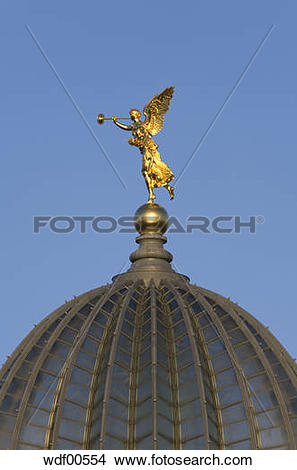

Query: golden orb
[134,203,169,234]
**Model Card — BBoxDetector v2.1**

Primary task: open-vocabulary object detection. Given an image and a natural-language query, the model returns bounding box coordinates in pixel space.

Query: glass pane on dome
[129,298,137,310]
[94,312,108,326]
[172,310,183,323]
[228,329,246,346]
[140,346,151,366]
[88,323,104,340]
[23,407,49,427]
[273,363,288,380]
[253,334,267,349]
[198,313,212,327]
[25,346,42,363]
[36,332,51,347]
[56,437,81,449]
[224,420,250,443]
[81,338,98,355]
[157,434,173,449]
[19,424,46,446]
[190,302,204,315]
[168,299,178,311]
[138,365,151,385]
[227,439,252,450]
[0,413,16,432]
[50,342,70,358]
[122,320,134,337]
[211,352,232,372]
[62,401,87,422]
[42,355,64,375]
[216,368,237,389]
[234,343,255,361]
[75,351,96,371]
[7,378,27,396]
[70,366,92,386]
[115,349,131,370]
[67,316,84,331]
[175,335,190,352]
[102,301,114,314]
[173,321,186,338]
[15,361,33,379]
[213,305,227,318]
[220,315,238,331]
[124,309,136,323]
[137,381,151,403]
[157,396,172,418]
[136,415,153,439]
[136,398,151,419]
[105,415,128,441]
[184,293,196,304]
[221,402,246,424]
[180,400,201,421]
[182,436,205,449]
[156,415,173,440]
[207,339,225,356]
[251,390,278,411]
[111,381,129,403]
[47,319,61,333]
[248,373,271,394]
[65,383,90,407]
[256,408,283,428]
[181,416,204,440]
[264,349,278,365]
[136,434,153,450]
[289,398,297,414]
[141,333,151,350]
[108,398,127,416]
[0,432,12,449]
[157,347,169,366]
[28,387,55,409]
[118,334,132,353]
[241,358,264,376]
[279,379,297,398]
[260,427,288,448]
[218,385,242,407]
[59,417,84,442]
[59,328,77,344]
[178,364,197,386]
[78,304,92,317]
[35,371,57,390]
[202,325,219,341]
[179,381,199,403]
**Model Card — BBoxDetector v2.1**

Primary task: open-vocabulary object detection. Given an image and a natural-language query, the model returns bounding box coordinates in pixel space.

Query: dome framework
[0,204,297,450]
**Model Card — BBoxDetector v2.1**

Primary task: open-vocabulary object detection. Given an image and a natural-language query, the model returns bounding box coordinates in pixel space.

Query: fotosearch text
[33,215,264,235]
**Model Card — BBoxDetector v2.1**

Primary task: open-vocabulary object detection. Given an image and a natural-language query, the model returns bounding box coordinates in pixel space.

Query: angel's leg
[165,184,174,200]
[142,169,156,203]
[142,154,156,203]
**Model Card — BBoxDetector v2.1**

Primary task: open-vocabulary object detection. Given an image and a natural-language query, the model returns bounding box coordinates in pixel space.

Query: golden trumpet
[97,113,130,125]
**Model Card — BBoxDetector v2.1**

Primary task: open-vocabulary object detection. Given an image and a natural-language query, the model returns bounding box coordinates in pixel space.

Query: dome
[0,204,297,450]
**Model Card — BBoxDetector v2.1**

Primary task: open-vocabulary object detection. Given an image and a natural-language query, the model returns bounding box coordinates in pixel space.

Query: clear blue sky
[0,0,296,365]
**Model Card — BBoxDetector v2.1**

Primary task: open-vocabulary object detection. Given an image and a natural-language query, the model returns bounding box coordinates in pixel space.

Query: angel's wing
[143,86,175,136]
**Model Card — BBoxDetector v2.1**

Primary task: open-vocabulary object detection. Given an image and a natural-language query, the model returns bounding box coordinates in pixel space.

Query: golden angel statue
[98,87,175,203]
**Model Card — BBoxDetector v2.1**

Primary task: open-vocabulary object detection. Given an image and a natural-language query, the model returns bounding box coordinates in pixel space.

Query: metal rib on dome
[0,203,297,450]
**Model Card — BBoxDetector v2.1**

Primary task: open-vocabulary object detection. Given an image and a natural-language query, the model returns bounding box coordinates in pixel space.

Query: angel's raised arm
[112,117,133,131]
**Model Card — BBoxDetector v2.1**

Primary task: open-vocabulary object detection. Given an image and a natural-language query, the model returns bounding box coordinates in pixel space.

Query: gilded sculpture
[97,86,175,203]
